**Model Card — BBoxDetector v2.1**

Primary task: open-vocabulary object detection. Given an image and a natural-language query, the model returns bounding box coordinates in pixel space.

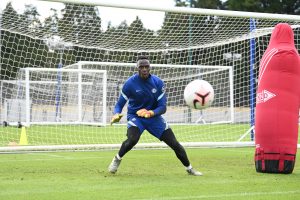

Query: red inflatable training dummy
[255,23,300,173]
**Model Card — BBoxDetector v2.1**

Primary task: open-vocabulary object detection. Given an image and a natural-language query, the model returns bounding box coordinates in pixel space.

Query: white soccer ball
[184,80,214,110]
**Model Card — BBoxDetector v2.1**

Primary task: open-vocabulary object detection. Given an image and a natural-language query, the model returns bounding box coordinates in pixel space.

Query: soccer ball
[184,80,214,110]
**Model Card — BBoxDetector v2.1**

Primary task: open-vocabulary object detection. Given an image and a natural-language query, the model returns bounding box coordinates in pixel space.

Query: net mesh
[1,1,300,149]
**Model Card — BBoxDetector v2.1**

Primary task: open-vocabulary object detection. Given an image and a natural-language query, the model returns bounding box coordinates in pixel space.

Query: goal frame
[1,68,107,127]
[67,61,235,124]
[1,61,240,152]
[2,0,300,152]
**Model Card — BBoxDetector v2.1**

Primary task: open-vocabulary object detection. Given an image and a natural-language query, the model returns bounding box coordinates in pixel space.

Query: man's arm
[110,94,127,125]
[113,92,127,114]
[152,93,167,116]
[111,89,129,124]
[152,80,167,116]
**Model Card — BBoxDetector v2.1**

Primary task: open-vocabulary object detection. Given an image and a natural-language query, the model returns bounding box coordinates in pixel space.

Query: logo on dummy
[256,90,276,104]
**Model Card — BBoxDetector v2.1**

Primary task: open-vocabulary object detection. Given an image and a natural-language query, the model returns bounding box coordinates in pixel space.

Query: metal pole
[25,69,30,127]
[187,0,193,123]
[188,0,193,65]
[0,12,2,80]
[249,18,256,141]
[55,50,63,122]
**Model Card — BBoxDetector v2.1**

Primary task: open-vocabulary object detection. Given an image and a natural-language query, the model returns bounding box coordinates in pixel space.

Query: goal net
[65,61,234,124]
[1,68,107,126]
[1,0,300,151]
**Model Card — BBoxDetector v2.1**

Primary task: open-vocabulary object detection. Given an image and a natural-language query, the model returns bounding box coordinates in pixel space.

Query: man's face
[138,65,150,80]
[137,59,150,80]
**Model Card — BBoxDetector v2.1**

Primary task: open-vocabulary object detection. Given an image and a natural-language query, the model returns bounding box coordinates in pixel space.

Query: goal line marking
[134,190,300,200]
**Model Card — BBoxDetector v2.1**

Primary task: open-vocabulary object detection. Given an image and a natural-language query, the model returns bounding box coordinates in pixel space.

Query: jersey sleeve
[113,81,130,114]
[152,80,167,116]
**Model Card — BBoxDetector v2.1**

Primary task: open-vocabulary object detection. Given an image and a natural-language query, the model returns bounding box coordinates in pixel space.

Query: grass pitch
[0,147,300,200]
[0,124,252,146]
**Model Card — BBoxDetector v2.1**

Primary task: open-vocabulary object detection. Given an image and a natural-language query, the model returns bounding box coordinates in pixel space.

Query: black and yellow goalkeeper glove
[110,114,123,125]
[136,109,154,118]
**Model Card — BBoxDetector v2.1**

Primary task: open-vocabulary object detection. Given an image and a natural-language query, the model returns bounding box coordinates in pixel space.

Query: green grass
[0,124,252,146]
[1,148,300,200]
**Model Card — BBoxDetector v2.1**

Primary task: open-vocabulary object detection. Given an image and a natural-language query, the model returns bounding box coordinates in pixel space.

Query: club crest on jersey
[256,89,276,104]
[152,88,157,93]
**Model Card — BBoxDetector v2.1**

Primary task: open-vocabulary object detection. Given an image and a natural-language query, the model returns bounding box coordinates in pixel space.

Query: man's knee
[126,126,141,146]
[161,128,181,149]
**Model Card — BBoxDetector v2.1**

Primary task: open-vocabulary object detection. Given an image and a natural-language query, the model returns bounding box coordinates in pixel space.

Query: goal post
[1,68,107,127]
[1,0,300,151]
[66,61,235,125]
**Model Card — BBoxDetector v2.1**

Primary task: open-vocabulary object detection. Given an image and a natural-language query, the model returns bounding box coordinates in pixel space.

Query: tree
[103,16,155,53]
[1,3,45,80]
[20,4,42,36]
[129,16,155,50]
[1,3,19,80]
[175,0,223,9]
[43,8,59,38]
[128,16,144,34]
[58,4,102,44]
[224,0,300,15]
[1,2,19,30]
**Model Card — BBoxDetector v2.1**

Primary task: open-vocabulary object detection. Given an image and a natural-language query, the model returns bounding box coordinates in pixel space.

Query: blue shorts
[127,114,169,139]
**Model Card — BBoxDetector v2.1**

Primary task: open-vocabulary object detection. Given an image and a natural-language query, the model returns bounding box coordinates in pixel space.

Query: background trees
[224,0,300,15]
[175,0,300,15]
[1,0,299,105]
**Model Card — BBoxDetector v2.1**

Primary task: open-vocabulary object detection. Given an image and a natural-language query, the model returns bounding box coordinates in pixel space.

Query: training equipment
[19,127,28,145]
[184,80,214,110]
[136,109,154,118]
[110,114,124,125]
[1,1,300,152]
[144,111,154,118]
[255,23,300,174]
[136,109,148,117]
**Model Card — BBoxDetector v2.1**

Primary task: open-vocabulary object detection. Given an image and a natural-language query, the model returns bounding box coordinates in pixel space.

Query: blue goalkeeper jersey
[114,73,167,117]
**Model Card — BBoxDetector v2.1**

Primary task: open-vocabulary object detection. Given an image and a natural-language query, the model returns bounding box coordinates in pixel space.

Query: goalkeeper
[108,55,202,176]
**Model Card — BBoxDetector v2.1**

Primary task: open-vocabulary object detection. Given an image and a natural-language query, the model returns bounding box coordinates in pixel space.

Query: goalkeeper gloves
[110,113,123,125]
[136,109,154,118]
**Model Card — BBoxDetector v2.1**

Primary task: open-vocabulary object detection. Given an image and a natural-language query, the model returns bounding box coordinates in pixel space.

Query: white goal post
[67,61,235,124]
[1,0,300,152]
[1,68,107,127]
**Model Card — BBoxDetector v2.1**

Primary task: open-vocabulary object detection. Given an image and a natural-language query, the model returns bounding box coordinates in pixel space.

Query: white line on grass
[0,149,176,162]
[0,154,105,162]
[134,190,300,200]
[209,148,253,154]
[30,153,74,159]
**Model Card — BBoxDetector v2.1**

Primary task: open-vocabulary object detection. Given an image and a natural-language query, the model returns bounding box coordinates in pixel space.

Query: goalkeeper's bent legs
[118,126,141,157]
[160,128,190,167]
